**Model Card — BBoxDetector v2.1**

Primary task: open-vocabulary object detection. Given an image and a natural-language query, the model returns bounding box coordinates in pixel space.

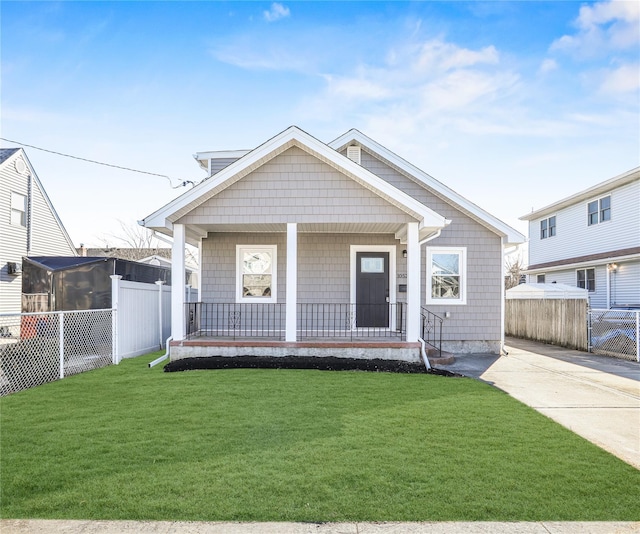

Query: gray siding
[358,150,503,345]
[201,233,399,304]
[210,157,241,176]
[180,147,414,226]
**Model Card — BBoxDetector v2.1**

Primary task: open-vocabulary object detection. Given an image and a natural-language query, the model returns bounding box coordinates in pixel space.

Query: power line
[0,137,195,188]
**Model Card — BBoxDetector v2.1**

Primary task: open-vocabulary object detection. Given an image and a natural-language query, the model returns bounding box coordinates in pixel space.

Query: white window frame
[10,192,27,227]
[576,267,595,292]
[426,246,467,305]
[587,195,611,226]
[236,245,277,303]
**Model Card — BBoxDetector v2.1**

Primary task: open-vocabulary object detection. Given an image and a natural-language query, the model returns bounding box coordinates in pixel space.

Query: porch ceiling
[185,222,408,235]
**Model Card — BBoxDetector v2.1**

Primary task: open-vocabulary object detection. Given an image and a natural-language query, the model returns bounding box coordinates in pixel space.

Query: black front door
[356,252,389,327]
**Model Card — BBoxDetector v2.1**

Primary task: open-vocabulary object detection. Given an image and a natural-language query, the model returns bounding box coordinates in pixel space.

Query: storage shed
[21,256,171,312]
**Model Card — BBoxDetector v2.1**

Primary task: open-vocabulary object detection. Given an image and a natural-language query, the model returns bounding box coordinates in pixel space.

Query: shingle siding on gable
[179,147,415,226]
[357,149,503,345]
[528,180,640,266]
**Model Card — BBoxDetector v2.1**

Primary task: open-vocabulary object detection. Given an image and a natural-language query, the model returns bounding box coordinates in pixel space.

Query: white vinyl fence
[0,277,189,396]
[589,309,640,362]
[113,277,171,360]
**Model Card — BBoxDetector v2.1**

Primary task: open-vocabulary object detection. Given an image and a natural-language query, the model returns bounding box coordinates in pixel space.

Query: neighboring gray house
[141,126,524,361]
[0,148,77,314]
[521,166,640,309]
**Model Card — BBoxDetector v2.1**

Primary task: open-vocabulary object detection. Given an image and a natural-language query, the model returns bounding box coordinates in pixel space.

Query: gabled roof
[520,166,640,221]
[0,148,20,165]
[330,129,524,245]
[142,126,450,242]
[0,148,77,254]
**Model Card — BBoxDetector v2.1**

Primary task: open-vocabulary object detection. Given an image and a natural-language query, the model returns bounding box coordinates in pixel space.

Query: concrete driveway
[439,337,640,469]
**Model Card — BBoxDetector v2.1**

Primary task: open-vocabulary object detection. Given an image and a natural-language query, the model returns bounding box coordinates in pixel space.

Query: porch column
[286,223,298,342]
[171,223,186,341]
[406,222,420,342]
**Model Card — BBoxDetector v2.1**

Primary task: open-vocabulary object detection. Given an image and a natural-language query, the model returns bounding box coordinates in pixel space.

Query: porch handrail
[420,306,443,358]
[184,302,407,341]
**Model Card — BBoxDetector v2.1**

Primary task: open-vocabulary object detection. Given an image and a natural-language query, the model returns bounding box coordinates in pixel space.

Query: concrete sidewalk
[1,519,639,533]
[439,337,640,469]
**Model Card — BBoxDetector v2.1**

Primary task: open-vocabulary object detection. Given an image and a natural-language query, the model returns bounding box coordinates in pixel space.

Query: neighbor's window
[426,247,467,305]
[577,268,595,292]
[540,216,556,239]
[10,192,27,227]
[537,274,546,283]
[236,245,277,303]
[588,196,611,226]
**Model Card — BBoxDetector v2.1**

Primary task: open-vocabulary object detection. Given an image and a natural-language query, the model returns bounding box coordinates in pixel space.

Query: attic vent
[346,145,361,165]
[14,158,28,175]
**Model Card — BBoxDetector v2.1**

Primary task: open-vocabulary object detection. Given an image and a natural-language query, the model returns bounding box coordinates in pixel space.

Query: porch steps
[426,348,456,366]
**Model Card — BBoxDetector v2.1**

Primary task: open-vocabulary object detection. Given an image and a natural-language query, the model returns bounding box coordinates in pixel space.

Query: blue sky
[2,1,638,247]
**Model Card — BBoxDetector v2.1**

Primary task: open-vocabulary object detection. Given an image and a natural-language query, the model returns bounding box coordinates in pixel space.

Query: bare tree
[505,254,526,290]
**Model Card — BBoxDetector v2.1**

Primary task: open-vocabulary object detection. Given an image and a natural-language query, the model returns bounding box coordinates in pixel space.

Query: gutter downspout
[416,229,441,371]
[149,336,172,368]
[418,337,432,371]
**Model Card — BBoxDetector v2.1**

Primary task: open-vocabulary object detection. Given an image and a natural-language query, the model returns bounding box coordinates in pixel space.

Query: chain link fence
[589,309,640,362]
[0,309,113,396]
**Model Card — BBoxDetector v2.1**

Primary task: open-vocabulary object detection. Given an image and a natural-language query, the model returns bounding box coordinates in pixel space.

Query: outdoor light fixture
[608,263,618,272]
[402,250,407,258]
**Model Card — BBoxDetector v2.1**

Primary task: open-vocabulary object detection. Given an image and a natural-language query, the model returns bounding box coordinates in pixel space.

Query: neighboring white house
[521,167,640,309]
[0,148,77,314]
[141,126,524,360]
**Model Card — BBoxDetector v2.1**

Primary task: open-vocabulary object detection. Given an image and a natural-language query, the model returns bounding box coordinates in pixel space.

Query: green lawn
[1,352,638,522]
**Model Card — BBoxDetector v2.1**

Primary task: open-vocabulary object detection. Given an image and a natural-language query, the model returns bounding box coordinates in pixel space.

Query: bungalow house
[0,148,77,314]
[141,126,524,362]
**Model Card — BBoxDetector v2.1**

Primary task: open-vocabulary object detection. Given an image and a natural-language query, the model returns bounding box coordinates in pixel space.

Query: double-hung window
[576,268,595,292]
[10,192,27,227]
[539,216,556,239]
[588,196,611,226]
[426,247,467,305]
[236,245,277,303]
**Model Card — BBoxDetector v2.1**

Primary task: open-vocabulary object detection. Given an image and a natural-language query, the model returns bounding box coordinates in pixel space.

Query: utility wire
[0,137,195,188]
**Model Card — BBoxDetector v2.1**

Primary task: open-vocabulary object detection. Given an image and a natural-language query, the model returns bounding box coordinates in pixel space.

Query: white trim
[330,129,524,245]
[141,126,448,240]
[349,245,397,330]
[406,222,420,342]
[521,166,639,221]
[171,224,186,341]
[286,224,297,342]
[500,237,505,354]
[236,245,278,304]
[426,246,468,305]
[525,253,640,274]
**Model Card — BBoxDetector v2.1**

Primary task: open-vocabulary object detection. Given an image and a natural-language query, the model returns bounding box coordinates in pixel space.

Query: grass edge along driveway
[1,352,638,522]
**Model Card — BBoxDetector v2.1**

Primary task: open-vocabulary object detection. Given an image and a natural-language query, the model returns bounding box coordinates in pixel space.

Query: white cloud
[551,0,640,56]
[263,3,290,22]
[538,58,558,74]
[599,63,640,94]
